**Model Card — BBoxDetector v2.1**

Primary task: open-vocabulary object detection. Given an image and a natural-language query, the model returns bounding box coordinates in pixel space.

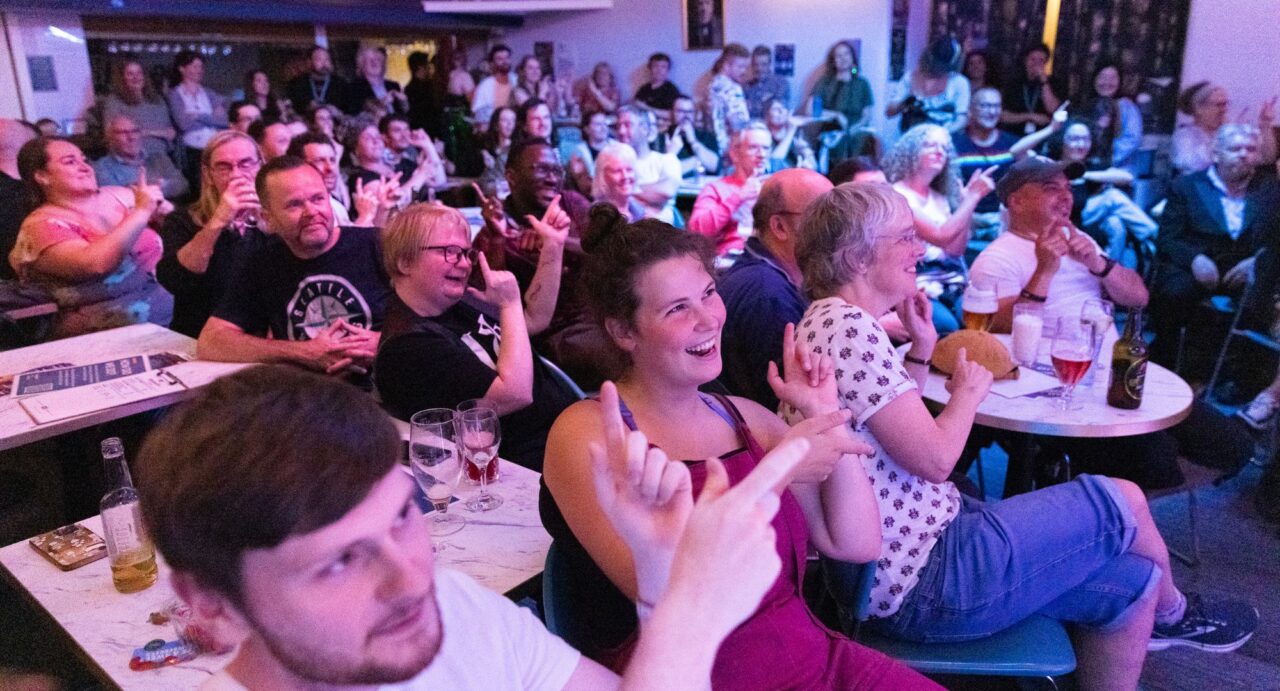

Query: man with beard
[137,365,803,691]
[473,138,605,386]
[288,132,394,228]
[197,156,390,379]
[655,96,720,177]
[286,46,350,115]
[1152,124,1280,365]
[471,44,515,125]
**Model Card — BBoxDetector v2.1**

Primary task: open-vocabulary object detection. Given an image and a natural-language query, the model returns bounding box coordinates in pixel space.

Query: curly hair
[882,123,961,208]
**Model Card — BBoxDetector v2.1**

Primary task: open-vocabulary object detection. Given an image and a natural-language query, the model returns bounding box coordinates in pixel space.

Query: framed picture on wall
[684,0,724,51]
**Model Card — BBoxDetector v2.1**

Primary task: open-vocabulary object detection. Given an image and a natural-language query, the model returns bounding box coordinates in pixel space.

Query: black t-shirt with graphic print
[213,225,391,340]
[375,294,578,471]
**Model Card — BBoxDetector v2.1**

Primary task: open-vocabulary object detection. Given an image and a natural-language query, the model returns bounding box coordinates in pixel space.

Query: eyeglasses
[423,245,478,265]
[878,229,919,246]
[210,157,262,176]
[527,163,565,178]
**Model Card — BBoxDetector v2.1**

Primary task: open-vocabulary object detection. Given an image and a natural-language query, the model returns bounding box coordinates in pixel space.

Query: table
[0,324,247,452]
[677,174,719,200]
[915,334,1193,494]
[0,462,550,690]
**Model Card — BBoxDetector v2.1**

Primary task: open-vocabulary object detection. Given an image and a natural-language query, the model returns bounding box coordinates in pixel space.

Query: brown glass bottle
[1107,310,1148,409]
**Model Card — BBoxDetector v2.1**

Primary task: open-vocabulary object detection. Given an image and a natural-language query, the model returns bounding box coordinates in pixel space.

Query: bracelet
[1090,256,1117,278]
[903,353,931,367]
[635,597,657,622]
[1019,289,1047,303]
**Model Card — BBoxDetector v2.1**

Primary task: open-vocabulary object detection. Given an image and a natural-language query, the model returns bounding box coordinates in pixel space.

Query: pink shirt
[687,176,755,255]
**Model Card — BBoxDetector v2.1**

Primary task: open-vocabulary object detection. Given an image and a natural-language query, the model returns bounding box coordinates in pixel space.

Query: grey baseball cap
[995,156,1085,204]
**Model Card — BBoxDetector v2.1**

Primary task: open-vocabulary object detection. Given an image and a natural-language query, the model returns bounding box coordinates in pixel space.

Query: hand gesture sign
[767,322,836,418]
[131,169,164,214]
[471,182,516,238]
[964,165,998,200]
[1050,100,1070,131]
[1034,221,1068,274]
[1063,223,1100,267]
[465,252,522,308]
[944,346,993,399]
[524,194,571,250]
[897,289,937,354]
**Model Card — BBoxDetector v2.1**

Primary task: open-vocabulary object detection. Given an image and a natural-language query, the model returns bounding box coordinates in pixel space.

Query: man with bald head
[718,168,833,408]
[94,114,188,200]
[0,119,36,279]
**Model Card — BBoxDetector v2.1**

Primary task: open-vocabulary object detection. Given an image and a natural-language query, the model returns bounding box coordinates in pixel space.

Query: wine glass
[455,407,503,511]
[409,409,466,536]
[1079,298,1114,386]
[1051,316,1095,410]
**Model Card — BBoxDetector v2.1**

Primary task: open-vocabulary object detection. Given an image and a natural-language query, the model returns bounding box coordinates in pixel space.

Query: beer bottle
[1107,310,1148,409]
[100,437,158,593]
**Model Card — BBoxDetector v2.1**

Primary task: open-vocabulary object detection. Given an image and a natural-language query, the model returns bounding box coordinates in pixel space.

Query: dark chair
[822,558,1076,686]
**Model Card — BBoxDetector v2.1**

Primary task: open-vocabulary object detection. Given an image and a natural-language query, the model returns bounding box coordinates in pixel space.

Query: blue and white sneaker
[1149,592,1258,652]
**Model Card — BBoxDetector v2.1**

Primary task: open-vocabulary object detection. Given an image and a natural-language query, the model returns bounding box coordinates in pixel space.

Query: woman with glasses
[157,131,271,337]
[10,136,173,338]
[375,202,577,470]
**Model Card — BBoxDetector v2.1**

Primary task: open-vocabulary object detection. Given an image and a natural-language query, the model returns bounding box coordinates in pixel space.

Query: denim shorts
[868,474,1162,642]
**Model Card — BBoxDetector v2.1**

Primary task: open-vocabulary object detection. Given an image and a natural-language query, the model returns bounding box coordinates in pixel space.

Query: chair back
[538,355,586,399]
[820,557,877,634]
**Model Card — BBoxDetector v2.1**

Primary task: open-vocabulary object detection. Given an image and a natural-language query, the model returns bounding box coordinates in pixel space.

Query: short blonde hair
[592,141,637,199]
[381,203,471,280]
[796,182,909,300]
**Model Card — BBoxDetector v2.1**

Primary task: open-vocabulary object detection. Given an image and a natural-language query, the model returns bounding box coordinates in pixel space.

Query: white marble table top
[0,462,550,690]
[917,334,1193,438]
[0,324,247,451]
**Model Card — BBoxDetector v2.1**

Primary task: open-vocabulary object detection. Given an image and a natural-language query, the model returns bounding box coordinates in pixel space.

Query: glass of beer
[962,284,998,332]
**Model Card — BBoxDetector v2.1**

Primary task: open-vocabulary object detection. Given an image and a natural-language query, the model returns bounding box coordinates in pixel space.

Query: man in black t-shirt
[634,53,682,112]
[198,157,390,378]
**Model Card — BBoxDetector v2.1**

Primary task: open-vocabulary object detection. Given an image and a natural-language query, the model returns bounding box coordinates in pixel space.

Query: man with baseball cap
[969,156,1254,489]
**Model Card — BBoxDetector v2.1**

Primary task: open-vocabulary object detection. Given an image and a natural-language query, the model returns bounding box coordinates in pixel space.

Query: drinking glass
[1011,303,1044,367]
[1051,316,1095,410]
[1079,298,1114,386]
[456,399,499,484]
[455,407,503,511]
[409,409,466,536]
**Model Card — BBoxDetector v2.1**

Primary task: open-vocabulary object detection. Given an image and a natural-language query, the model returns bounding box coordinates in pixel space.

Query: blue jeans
[868,475,1161,642]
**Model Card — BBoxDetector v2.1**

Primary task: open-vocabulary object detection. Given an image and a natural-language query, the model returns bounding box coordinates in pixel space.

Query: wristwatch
[1090,256,1117,278]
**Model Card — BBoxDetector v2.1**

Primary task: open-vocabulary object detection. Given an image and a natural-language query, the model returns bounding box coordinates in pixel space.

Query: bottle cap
[101,437,124,457]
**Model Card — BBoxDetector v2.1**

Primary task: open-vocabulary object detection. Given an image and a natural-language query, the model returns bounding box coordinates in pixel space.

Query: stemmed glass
[455,407,503,511]
[1051,316,1095,410]
[408,409,466,536]
[1079,298,1114,386]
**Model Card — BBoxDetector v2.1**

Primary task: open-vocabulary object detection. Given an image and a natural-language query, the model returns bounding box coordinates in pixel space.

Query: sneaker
[1149,592,1259,652]
[1237,391,1279,431]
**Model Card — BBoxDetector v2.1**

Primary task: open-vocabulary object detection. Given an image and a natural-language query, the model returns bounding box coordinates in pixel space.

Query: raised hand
[767,322,837,418]
[1051,100,1070,131]
[1064,224,1101,267]
[352,176,379,221]
[897,289,937,355]
[465,252,522,308]
[131,169,164,213]
[471,182,515,238]
[525,194,570,250]
[964,165,998,200]
[1034,221,1068,275]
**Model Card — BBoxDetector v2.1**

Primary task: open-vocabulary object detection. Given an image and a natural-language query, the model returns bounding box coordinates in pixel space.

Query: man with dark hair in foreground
[136,366,799,690]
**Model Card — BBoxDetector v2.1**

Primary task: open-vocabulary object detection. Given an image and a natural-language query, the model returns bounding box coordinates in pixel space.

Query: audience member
[286,46,350,115]
[719,168,832,409]
[93,114,188,201]
[518,98,556,144]
[347,123,444,206]
[157,131,268,337]
[1171,82,1277,175]
[951,87,1061,223]
[743,45,790,119]
[615,107,681,223]
[348,46,407,117]
[807,40,875,160]
[828,155,886,185]
[472,44,516,125]
[242,69,286,122]
[196,156,389,377]
[512,55,555,110]
[762,97,816,172]
[706,43,752,155]
[445,50,476,108]
[1152,124,1280,364]
[1000,43,1065,136]
[167,50,230,188]
[479,106,518,197]
[377,203,575,470]
[654,96,720,177]
[0,119,35,279]
[885,123,995,334]
[577,62,620,117]
[1048,119,1156,261]
[228,101,262,135]
[289,131,391,228]
[404,51,441,138]
[381,113,422,166]
[591,142,646,222]
[10,136,172,337]
[568,110,614,194]
[472,138,599,387]
[1077,63,1144,170]
[99,59,176,157]
[541,206,933,689]
[135,365,806,691]
[305,103,344,162]
[887,37,970,133]
[794,182,1256,691]
[633,53,681,112]
[962,49,998,92]
[688,123,771,255]
[247,118,293,162]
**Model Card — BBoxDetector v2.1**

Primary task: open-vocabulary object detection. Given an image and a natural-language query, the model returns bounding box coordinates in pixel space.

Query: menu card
[18,369,189,425]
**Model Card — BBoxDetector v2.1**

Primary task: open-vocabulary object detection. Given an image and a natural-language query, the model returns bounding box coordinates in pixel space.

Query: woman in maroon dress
[539,203,936,689]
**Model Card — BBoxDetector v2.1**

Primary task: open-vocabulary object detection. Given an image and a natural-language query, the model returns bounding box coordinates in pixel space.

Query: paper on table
[988,367,1062,398]
[18,370,187,425]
